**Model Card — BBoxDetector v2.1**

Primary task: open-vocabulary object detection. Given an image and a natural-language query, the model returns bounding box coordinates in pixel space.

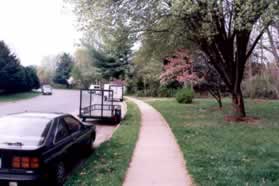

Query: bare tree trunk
[267,28,279,65]
[217,97,223,109]
[232,90,246,117]
[208,89,223,109]
[143,79,146,96]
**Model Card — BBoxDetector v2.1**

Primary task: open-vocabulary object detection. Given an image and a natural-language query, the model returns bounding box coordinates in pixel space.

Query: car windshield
[43,85,51,89]
[0,116,51,146]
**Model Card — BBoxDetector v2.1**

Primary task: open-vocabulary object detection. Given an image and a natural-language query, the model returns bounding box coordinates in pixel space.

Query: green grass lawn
[148,98,279,186]
[0,92,40,103]
[65,101,140,186]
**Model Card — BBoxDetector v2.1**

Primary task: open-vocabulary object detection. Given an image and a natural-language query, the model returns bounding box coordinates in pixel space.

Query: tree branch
[245,22,272,62]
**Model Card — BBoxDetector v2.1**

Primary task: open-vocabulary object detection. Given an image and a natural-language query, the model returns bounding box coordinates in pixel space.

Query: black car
[0,112,96,186]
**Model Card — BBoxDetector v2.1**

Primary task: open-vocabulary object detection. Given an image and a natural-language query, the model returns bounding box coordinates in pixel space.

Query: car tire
[51,161,66,186]
[85,132,96,154]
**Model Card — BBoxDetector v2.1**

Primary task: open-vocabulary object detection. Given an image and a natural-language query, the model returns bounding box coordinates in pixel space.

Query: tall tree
[0,41,19,91]
[172,0,278,117]
[24,66,40,90]
[0,41,40,92]
[37,55,59,84]
[87,22,134,80]
[71,48,101,88]
[68,0,279,117]
[53,53,74,86]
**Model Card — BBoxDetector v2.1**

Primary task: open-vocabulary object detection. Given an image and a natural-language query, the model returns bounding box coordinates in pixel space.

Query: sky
[0,0,81,66]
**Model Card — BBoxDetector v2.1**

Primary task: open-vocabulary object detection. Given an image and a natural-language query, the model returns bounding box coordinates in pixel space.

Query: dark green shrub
[176,88,194,104]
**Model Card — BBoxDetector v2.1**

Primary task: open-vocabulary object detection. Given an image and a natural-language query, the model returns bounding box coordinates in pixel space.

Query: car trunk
[0,147,42,173]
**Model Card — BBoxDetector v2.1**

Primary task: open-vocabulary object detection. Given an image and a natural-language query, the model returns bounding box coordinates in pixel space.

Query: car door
[49,118,73,163]
[63,116,88,147]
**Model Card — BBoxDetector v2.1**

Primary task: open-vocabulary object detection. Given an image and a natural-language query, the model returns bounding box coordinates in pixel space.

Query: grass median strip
[148,98,279,185]
[65,101,140,186]
[0,91,40,103]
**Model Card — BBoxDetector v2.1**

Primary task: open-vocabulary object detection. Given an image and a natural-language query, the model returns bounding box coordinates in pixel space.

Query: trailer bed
[79,89,121,123]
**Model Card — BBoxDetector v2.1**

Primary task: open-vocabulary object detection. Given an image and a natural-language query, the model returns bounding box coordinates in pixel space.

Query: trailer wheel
[114,109,121,124]
[116,114,121,124]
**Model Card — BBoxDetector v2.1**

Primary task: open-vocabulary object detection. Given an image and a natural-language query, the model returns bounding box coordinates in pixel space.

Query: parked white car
[41,85,52,95]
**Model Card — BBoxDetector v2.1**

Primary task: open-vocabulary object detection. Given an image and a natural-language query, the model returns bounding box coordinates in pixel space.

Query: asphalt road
[0,89,119,147]
[0,89,80,116]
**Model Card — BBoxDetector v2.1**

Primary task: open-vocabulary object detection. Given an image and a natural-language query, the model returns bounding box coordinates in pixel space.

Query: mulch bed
[224,115,260,124]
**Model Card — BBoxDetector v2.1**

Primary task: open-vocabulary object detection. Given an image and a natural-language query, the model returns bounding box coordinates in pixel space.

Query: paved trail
[124,97,193,186]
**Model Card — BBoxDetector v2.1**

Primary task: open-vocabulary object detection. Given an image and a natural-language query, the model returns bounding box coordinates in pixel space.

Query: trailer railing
[79,89,121,120]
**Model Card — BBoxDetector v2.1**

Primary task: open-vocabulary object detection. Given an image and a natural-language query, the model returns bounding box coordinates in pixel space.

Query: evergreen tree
[24,66,40,90]
[89,23,133,80]
[0,41,25,92]
[53,53,74,86]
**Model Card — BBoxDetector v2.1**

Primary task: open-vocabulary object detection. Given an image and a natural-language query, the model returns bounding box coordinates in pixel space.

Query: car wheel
[85,132,96,154]
[83,132,96,156]
[90,132,96,150]
[52,161,66,186]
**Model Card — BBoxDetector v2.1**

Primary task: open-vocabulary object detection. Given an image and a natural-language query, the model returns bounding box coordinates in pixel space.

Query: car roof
[4,112,66,120]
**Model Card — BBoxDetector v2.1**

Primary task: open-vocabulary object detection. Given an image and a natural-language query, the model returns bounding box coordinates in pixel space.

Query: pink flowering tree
[160,49,225,108]
[160,49,198,87]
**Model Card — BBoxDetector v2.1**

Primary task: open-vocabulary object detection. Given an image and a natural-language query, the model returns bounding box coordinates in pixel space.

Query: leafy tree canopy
[71,48,101,88]
[68,0,279,117]
[85,22,134,80]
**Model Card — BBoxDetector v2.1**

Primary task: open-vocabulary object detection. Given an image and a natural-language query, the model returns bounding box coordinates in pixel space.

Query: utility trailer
[104,84,124,102]
[79,89,122,124]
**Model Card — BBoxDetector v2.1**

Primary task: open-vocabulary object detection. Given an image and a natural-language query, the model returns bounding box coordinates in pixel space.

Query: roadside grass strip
[0,92,40,103]
[65,101,140,186]
[148,98,279,186]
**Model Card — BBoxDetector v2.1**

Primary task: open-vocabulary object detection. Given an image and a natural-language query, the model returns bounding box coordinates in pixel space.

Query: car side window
[64,116,81,134]
[55,119,70,143]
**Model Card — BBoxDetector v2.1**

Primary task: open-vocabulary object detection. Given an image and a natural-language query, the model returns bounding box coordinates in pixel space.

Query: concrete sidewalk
[124,97,193,186]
